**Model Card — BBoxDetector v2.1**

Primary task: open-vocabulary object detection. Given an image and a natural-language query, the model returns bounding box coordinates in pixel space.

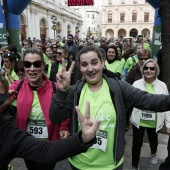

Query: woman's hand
[76,102,100,143]
[56,58,75,91]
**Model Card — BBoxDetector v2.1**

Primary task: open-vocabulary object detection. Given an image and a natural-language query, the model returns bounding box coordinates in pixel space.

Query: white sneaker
[151,154,157,164]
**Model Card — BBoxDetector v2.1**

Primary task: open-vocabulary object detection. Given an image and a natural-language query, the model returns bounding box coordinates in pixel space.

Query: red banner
[68,0,94,6]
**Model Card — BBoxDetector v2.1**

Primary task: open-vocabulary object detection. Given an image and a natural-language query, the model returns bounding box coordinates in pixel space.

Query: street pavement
[10,126,169,170]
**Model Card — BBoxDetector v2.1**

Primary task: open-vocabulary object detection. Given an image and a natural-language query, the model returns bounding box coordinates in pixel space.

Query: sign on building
[68,0,94,6]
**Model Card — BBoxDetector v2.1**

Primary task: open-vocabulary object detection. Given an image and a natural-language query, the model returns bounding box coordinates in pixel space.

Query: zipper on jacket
[113,90,123,165]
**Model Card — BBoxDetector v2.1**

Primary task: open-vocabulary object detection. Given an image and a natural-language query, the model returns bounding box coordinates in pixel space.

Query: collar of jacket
[72,75,117,94]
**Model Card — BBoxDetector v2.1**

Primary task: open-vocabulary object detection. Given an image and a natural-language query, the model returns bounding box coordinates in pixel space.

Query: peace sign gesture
[75,102,100,143]
[56,58,75,91]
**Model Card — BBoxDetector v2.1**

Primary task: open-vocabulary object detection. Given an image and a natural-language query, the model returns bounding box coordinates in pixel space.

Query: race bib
[27,119,48,139]
[90,130,107,152]
[140,111,156,121]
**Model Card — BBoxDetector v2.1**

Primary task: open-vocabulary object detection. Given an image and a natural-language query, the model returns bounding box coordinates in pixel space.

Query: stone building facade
[102,0,155,39]
[20,0,83,41]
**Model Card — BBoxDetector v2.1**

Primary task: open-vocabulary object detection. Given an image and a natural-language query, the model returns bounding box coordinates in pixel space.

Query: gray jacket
[49,75,170,165]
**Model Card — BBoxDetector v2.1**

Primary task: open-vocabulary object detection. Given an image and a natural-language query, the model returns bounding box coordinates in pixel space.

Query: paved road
[10,126,169,170]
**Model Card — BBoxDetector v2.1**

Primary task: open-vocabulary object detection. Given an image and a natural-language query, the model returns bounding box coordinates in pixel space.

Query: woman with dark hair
[105,45,123,77]
[68,51,76,62]
[6,45,21,62]
[9,48,70,170]
[45,46,55,77]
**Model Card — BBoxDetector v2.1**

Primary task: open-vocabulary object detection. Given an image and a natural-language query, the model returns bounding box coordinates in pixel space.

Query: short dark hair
[77,46,102,64]
[67,34,73,39]
[33,39,42,46]
[3,52,16,63]
[23,48,44,64]
[57,46,69,55]
[24,39,32,47]
[98,48,106,59]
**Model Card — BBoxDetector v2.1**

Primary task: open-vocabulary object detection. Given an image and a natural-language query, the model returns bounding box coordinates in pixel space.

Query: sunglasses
[139,58,148,61]
[56,52,62,55]
[143,66,156,71]
[4,52,13,58]
[23,60,42,68]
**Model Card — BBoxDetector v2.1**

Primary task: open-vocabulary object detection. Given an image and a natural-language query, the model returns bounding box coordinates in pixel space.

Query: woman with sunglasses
[9,48,70,170]
[130,59,170,170]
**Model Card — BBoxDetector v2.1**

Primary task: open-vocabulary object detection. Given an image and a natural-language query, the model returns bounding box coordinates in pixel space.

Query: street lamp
[75,23,80,39]
[87,26,92,37]
[51,15,57,39]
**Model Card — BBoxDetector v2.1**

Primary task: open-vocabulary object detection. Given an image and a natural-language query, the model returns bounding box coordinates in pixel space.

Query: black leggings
[132,125,158,168]
[24,159,56,170]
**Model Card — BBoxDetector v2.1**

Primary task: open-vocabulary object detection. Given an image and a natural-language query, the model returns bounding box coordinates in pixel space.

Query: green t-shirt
[143,43,151,51]
[69,79,124,170]
[140,83,157,128]
[46,60,52,78]
[5,69,19,106]
[26,91,48,140]
[105,60,123,74]
[124,55,139,73]
[120,58,125,69]
[57,61,68,73]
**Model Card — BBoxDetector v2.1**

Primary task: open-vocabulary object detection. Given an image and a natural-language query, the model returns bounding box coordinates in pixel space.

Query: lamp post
[51,15,57,39]
[75,23,80,39]
[87,26,92,37]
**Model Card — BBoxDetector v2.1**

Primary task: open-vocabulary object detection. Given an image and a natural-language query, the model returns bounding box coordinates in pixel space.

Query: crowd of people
[0,34,169,170]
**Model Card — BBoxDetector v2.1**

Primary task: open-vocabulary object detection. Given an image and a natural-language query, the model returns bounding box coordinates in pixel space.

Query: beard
[67,41,73,45]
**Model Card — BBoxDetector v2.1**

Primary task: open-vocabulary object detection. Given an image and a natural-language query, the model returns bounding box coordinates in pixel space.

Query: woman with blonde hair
[131,59,170,170]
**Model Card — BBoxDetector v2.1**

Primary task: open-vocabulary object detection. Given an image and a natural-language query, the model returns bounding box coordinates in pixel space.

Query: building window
[132,13,137,22]
[92,14,94,19]
[133,0,137,4]
[108,0,112,5]
[144,13,149,22]
[121,0,125,4]
[120,13,125,22]
[87,14,89,18]
[108,11,112,23]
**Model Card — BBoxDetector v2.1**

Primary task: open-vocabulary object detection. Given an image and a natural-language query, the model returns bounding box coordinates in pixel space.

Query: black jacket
[49,75,170,165]
[0,114,96,170]
[49,59,81,85]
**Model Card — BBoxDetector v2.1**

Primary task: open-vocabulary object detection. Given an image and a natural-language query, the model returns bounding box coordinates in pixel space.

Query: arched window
[20,15,26,41]
[40,19,46,39]
[108,11,112,23]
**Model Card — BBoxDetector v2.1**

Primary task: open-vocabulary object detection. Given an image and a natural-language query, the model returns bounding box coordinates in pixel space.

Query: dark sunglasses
[4,52,13,58]
[23,60,42,68]
[143,66,156,71]
[56,52,62,55]
[139,58,148,61]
